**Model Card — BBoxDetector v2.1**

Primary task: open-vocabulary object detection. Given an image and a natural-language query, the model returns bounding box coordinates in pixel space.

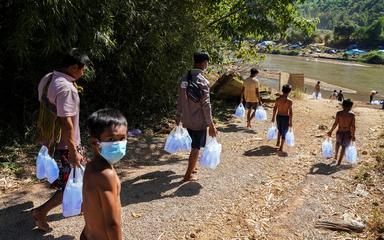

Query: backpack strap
[41,73,57,114]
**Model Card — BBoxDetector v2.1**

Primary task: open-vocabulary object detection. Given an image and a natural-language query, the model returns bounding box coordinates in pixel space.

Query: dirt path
[1,98,383,240]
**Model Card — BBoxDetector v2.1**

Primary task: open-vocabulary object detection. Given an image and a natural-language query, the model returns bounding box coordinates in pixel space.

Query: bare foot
[182,176,199,182]
[31,209,50,232]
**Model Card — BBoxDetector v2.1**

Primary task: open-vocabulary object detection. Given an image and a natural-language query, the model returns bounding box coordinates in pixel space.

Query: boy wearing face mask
[81,109,127,240]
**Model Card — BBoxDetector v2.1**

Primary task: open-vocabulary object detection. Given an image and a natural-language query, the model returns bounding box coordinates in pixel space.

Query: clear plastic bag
[322,138,333,158]
[63,166,84,217]
[45,150,59,184]
[311,92,322,99]
[235,103,245,118]
[345,143,358,164]
[267,125,278,141]
[200,137,222,169]
[164,126,192,153]
[285,129,295,147]
[255,106,267,121]
[36,146,48,180]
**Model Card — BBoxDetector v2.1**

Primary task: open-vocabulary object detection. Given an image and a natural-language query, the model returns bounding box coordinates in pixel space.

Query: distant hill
[300,0,384,29]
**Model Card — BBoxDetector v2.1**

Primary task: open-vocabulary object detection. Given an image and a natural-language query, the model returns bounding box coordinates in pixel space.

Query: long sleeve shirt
[176,69,213,131]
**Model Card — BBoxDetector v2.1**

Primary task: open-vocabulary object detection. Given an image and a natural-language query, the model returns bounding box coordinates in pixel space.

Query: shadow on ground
[309,163,352,175]
[218,123,257,134]
[243,145,277,157]
[0,201,76,240]
[120,170,202,206]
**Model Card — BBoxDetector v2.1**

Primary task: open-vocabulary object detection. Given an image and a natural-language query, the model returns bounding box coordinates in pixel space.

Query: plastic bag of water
[255,106,267,121]
[63,166,84,217]
[235,103,245,118]
[311,92,322,99]
[45,150,59,183]
[322,138,333,158]
[164,126,192,153]
[285,129,295,147]
[267,125,278,141]
[345,143,358,164]
[200,137,222,169]
[36,146,48,180]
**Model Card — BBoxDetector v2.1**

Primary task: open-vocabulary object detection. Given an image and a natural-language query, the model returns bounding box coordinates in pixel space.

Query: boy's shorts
[80,230,87,240]
[336,131,352,147]
[245,102,258,110]
[276,115,290,139]
[187,128,207,150]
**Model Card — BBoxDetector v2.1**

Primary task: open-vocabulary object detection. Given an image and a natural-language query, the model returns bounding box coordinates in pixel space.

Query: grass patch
[354,162,375,184]
[368,207,384,236]
[374,149,384,173]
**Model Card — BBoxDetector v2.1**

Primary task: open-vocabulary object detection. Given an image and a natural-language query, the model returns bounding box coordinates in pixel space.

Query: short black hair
[339,90,343,92]
[342,99,353,109]
[317,81,320,84]
[250,68,259,75]
[334,90,337,92]
[194,51,210,64]
[87,108,127,138]
[282,84,292,94]
[61,48,91,68]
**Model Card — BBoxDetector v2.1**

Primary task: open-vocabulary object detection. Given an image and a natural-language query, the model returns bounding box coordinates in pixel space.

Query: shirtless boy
[81,109,127,240]
[327,99,356,165]
[314,81,321,99]
[272,84,293,154]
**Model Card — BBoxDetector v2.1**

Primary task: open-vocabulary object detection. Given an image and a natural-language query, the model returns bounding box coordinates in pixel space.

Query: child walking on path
[327,99,356,165]
[81,109,127,240]
[272,84,293,155]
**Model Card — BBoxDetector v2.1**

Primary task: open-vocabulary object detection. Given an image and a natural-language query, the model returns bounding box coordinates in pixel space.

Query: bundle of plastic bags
[234,103,245,118]
[267,125,278,141]
[36,145,59,183]
[345,142,358,164]
[200,137,222,169]
[285,129,295,147]
[63,166,84,217]
[322,138,333,158]
[164,126,192,153]
[255,106,267,121]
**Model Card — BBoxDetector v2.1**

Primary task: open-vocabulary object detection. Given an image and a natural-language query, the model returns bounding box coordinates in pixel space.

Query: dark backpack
[186,70,203,103]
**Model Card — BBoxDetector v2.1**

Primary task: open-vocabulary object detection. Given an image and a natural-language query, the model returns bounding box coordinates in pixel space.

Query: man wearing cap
[176,52,218,181]
[32,48,90,231]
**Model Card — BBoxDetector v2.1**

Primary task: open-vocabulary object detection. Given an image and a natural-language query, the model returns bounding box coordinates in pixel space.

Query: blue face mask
[99,140,127,165]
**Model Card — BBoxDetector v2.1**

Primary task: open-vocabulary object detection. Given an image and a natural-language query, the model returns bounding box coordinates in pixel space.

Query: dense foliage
[0,0,310,147]
[300,0,384,30]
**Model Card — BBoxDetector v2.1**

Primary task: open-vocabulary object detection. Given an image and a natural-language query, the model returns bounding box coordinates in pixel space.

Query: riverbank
[1,94,384,239]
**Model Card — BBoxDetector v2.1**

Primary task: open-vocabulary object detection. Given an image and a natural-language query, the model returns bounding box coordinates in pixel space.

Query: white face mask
[99,140,127,164]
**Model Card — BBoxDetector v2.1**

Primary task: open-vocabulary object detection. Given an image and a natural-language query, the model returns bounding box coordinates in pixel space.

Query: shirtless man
[272,84,293,154]
[240,68,262,128]
[327,99,356,165]
[82,109,127,240]
[314,81,321,99]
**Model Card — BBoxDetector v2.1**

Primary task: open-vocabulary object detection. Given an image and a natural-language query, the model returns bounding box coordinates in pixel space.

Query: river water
[259,54,384,102]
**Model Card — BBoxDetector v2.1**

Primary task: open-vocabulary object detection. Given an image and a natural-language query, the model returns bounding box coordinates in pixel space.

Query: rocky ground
[0,96,383,240]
